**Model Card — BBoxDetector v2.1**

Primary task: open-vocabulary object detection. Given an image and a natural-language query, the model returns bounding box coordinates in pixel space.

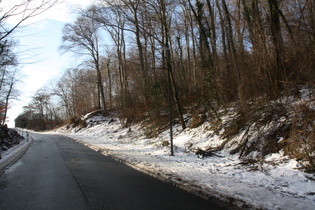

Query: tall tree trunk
[107,59,112,109]
[94,48,107,114]
[189,0,213,69]
[181,6,193,93]
[234,0,245,57]
[206,0,218,69]
[189,9,198,90]
[127,0,149,101]
[176,36,188,94]
[222,0,240,83]
[160,0,186,130]
[96,67,107,114]
[268,0,284,97]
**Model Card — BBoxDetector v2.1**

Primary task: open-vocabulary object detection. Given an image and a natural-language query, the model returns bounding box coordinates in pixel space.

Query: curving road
[0,133,225,210]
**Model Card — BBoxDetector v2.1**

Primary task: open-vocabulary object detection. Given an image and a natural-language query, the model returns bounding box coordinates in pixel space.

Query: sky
[4,0,96,127]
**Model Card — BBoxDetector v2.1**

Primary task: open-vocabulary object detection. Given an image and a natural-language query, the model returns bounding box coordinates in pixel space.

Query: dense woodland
[11,1,315,164]
[15,0,315,126]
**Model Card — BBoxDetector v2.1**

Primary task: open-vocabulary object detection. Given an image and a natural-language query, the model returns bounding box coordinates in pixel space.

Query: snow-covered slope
[55,110,315,210]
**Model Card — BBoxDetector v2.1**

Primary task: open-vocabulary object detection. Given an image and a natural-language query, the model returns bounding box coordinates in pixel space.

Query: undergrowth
[65,87,315,172]
[284,102,315,172]
[206,87,315,172]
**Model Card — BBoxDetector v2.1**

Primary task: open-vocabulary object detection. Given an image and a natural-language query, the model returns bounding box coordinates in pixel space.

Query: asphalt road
[0,133,225,210]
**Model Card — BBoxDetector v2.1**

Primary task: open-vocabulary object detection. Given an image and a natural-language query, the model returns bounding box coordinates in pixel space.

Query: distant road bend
[0,133,226,210]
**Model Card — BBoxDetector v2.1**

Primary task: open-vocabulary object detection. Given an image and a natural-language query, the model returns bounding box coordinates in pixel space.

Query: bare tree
[0,39,18,124]
[0,39,17,91]
[60,11,107,115]
[53,67,99,119]
[103,0,151,101]
[90,5,130,108]
[0,0,58,41]
[158,0,186,130]
[18,88,60,130]
[53,73,74,118]
[1,68,19,124]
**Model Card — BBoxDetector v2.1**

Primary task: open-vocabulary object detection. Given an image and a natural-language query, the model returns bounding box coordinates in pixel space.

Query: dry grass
[284,102,315,171]
[218,99,289,157]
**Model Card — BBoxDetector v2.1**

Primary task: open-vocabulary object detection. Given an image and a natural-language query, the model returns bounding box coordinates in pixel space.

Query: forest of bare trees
[17,0,314,132]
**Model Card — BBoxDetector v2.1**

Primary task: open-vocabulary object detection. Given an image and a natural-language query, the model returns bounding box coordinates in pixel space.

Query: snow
[53,114,315,210]
[0,130,32,171]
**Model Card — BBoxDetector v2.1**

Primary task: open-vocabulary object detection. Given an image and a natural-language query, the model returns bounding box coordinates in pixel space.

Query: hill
[55,87,315,209]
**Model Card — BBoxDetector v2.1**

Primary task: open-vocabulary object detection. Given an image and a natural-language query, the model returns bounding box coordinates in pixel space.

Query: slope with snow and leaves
[55,88,315,210]
[0,125,24,157]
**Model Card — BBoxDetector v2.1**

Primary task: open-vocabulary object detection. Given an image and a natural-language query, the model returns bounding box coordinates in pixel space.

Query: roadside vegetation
[14,1,315,171]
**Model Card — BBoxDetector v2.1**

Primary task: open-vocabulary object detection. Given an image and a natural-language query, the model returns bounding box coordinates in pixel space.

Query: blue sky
[6,0,94,127]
